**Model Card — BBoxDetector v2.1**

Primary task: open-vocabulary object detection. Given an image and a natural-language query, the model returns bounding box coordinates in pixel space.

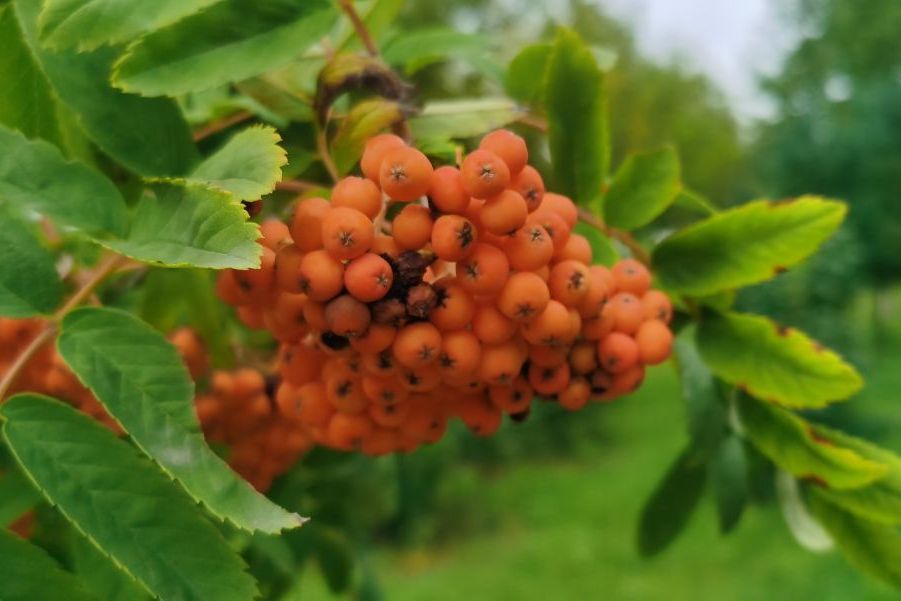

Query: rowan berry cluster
[216,129,674,456]
[195,367,313,492]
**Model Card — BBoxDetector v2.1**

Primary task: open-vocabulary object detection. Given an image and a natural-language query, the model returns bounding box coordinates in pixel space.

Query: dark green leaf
[603,147,681,230]
[191,125,287,201]
[104,180,261,269]
[70,532,151,601]
[504,43,551,106]
[0,206,63,317]
[0,462,42,526]
[39,0,220,51]
[0,124,127,237]
[0,529,97,601]
[809,489,901,588]
[545,29,608,207]
[711,435,749,533]
[14,0,198,177]
[408,98,521,141]
[674,328,726,461]
[637,450,706,556]
[332,99,405,175]
[0,395,258,601]
[652,197,846,296]
[737,394,886,489]
[315,527,354,594]
[698,311,863,408]
[112,0,336,97]
[572,221,619,266]
[58,307,304,533]
[0,5,61,145]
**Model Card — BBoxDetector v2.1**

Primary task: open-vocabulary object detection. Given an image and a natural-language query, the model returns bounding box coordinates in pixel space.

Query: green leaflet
[70,531,151,601]
[57,307,305,533]
[112,0,336,96]
[0,529,97,601]
[737,395,886,489]
[652,197,846,296]
[673,329,727,461]
[14,0,198,176]
[332,99,405,175]
[38,0,221,51]
[603,147,681,230]
[711,435,749,534]
[408,98,521,141]
[0,124,127,237]
[190,125,287,201]
[545,29,609,206]
[697,311,863,408]
[504,43,551,106]
[0,205,63,317]
[383,28,499,78]
[0,395,258,601]
[104,179,261,269]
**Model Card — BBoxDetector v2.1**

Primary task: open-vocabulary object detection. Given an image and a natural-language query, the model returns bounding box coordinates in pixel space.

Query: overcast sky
[598,0,799,122]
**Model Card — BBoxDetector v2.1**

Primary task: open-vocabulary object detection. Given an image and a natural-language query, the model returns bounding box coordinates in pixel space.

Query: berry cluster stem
[0,254,125,400]
[577,207,652,267]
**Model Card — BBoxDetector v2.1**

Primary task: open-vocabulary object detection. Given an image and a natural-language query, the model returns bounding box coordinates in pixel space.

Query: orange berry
[569,341,598,374]
[393,322,442,368]
[578,266,614,318]
[528,343,568,368]
[278,382,332,428]
[302,299,328,331]
[521,300,572,346]
[361,375,408,405]
[554,233,592,263]
[510,165,545,212]
[371,233,400,258]
[321,207,374,260]
[488,377,533,414]
[430,278,475,331]
[597,332,639,374]
[361,349,399,377]
[479,341,525,385]
[539,193,578,228]
[259,219,291,249]
[350,323,396,354]
[392,204,434,250]
[169,328,208,380]
[505,223,554,271]
[379,146,434,201]
[325,370,367,413]
[236,306,265,329]
[279,343,325,386]
[479,129,528,174]
[611,365,645,395]
[404,404,447,443]
[431,215,478,261]
[528,210,571,254]
[461,149,510,199]
[438,330,481,378]
[548,260,591,307]
[528,361,570,396]
[558,377,590,411]
[324,295,371,338]
[605,292,644,334]
[344,253,393,302]
[612,259,652,295]
[274,243,305,294]
[290,197,330,252]
[428,166,470,214]
[216,271,247,306]
[299,249,344,302]
[332,176,383,219]
[472,303,518,344]
[456,243,509,296]
[327,413,372,450]
[369,402,411,428]
[636,320,673,365]
[399,365,442,393]
[497,271,550,322]
[232,247,276,304]
[361,133,406,182]
[481,189,528,235]
[641,290,673,324]
[264,293,309,343]
[457,398,503,437]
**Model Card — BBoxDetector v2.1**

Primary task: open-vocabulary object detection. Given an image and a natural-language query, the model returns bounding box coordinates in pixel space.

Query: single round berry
[461,149,510,199]
[379,146,434,201]
[479,129,528,174]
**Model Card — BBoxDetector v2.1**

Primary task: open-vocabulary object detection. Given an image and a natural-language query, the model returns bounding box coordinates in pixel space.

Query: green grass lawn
[295,337,901,600]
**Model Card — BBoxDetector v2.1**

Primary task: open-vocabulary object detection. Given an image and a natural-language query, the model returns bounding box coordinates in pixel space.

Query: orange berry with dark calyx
[332,176,383,219]
[605,292,644,335]
[344,253,393,302]
[428,166,470,214]
[404,404,448,443]
[641,289,673,324]
[362,375,409,405]
[497,271,550,323]
[528,343,569,368]
[379,146,434,201]
[488,377,533,414]
[528,210,570,254]
[569,341,598,374]
[597,332,639,374]
[325,295,371,338]
[264,293,309,343]
[327,413,373,450]
[457,243,509,296]
[400,365,442,393]
[548,260,591,307]
[578,265,614,318]
[479,341,526,386]
[361,133,406,182]
[521,300,572,346]
[612,259,652,296]
[232,246,276,303]
[481,189,528,235]
[321,207,374,260]
[279,343,325,386]
[505,222,554,271]
[479,129,528,174]
[438,330,482,378]
[290,197,330,252]
[274,243,305,294]
[298,249,344,302]
[369,402,411,428]
[636,320,673,365]
[528,361,571,397]
[392,204,434,250]
[472,303,518,345]
[510,165,545,212]
[430,278,476,331]
[259,219,292,249]
[393,322,442,369]
[325,370,367,413]
[431,215,478,261]
[351,323,396,354]
[457,398,503,437]
[461,149,510,199]
[554,233,592,263]
[361,348,399,376]
[558,377,591,411]
[538,193,578,228]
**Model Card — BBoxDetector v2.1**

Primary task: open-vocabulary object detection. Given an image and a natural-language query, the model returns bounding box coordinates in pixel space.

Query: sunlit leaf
[409,98,521,141]
[191,125,287,201]
[603,147,681,230]
[504,43,551,106]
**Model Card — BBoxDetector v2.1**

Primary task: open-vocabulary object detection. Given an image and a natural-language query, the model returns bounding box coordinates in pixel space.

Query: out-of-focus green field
[296,298,901,600]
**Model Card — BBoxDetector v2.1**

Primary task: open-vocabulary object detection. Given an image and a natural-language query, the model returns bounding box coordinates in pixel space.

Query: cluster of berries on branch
[216,129,675,457]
